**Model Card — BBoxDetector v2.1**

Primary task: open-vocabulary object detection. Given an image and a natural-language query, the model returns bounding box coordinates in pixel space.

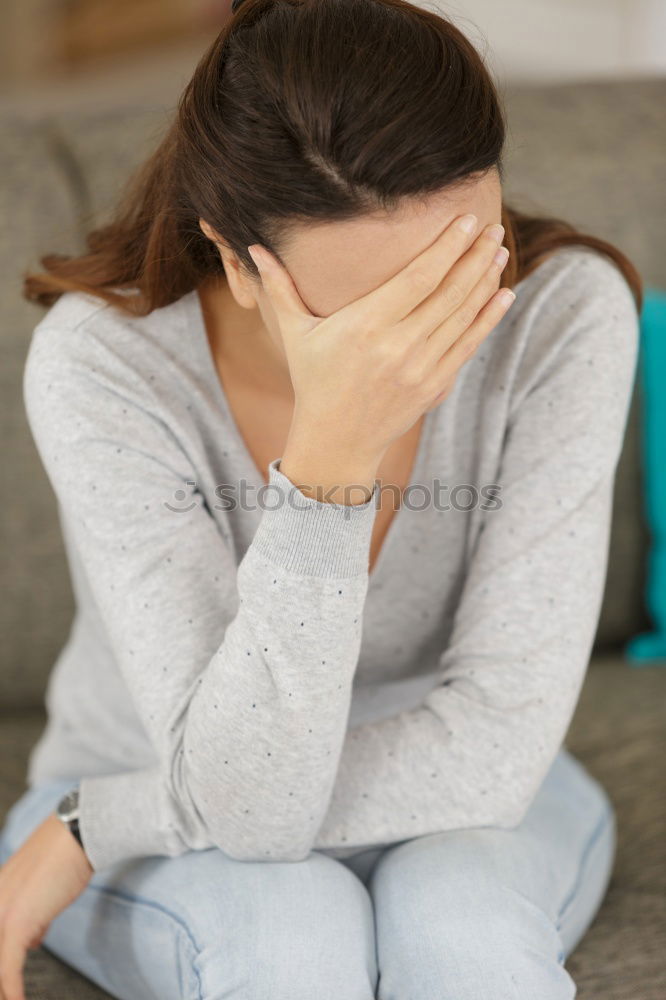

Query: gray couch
[1,76,665,998]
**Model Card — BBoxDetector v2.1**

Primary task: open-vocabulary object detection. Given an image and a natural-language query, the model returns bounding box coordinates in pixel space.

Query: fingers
[430,285,516,389]
[0,923,28,1000]
[349,213,479,327]
[422,242,510,366]
[247,245,319,331]
[411,223,507,340]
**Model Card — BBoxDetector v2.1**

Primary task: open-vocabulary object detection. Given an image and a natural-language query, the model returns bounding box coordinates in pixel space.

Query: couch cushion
[0,117,81,711]
[48,106,172,229]
[502,76,666,649]
[625,290,666,661]
[564,656,666,997]
[596,384,651,649]
[502,77,666,289]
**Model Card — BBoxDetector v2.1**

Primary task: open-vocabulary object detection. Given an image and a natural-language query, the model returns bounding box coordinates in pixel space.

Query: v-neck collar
[188,286,273,491]
[365,406,436,585]
[186,285,437,586]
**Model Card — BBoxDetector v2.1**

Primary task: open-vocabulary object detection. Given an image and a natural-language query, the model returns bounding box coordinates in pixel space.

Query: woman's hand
[0,813,93,1000]
[248,214,513,501]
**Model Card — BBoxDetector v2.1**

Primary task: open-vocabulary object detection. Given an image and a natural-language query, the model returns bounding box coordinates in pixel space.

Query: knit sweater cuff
[78,769,191,871]
[249,458,379,578]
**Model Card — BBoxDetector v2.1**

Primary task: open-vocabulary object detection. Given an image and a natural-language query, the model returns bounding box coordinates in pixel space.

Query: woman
[0,0,642,997]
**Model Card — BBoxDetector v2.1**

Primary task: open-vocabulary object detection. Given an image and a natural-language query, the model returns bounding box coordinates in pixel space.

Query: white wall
[424,0,666,83]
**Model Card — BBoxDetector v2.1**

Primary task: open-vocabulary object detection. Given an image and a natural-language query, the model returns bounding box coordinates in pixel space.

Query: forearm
[77,457,378,870]
[178,544,370,862]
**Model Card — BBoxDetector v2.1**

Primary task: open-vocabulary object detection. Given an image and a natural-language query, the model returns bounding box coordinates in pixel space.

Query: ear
[198,217,259,309]
[199,217,227,244]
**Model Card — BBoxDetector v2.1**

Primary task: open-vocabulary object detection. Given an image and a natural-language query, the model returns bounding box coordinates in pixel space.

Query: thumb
[247,245,317,330]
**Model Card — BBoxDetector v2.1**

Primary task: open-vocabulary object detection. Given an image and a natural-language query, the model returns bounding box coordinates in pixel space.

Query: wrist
[51,812,94,876]
[279,452,378,505]
[282,424,383,506]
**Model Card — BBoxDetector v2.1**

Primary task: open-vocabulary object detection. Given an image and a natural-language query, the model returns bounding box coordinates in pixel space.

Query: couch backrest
[2,78,663,709]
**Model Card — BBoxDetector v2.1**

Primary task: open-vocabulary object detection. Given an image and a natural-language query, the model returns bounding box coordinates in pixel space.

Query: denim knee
[370,834,576,1000]
[183,849,378,1000]
[57,845,378,1000]
[3,782,379,1000]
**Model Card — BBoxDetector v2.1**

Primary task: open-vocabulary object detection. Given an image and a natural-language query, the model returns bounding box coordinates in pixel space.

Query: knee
[378,931,575,1000]
[371,835,574,1000]
[191,850,378,1000]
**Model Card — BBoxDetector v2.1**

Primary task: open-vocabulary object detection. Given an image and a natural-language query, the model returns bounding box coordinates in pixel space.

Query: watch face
[57,788,80,823]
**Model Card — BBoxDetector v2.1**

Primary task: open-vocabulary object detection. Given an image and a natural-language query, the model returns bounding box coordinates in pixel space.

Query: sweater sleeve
[23,315,378,871]
[310,251,640,855]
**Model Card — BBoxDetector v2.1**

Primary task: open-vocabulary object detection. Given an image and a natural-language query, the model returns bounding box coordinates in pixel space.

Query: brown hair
[22,0,643,316]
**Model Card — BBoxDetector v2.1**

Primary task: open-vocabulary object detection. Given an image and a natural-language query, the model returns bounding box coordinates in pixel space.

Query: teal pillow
[625,288,666,664]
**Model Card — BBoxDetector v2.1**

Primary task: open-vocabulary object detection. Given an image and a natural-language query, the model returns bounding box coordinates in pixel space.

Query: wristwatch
[56,785,84,851]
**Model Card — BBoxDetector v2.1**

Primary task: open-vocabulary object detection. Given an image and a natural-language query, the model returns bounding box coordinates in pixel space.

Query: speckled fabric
[21,240,638,872]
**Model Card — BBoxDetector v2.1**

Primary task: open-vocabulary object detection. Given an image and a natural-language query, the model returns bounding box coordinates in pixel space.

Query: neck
[197,274,294,399]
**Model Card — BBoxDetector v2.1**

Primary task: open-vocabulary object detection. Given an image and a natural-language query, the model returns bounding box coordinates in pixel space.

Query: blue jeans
[0,746,615,999]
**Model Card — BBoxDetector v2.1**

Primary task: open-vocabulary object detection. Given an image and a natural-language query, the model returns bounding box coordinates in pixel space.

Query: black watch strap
[56,785,85,853]
[69,816,84,850]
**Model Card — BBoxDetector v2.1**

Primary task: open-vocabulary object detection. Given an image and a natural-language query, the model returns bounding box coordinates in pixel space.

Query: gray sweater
[23,246,638,872]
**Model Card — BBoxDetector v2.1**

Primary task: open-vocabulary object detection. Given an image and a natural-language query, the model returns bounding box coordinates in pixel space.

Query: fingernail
[247,245,261,270]
[457,214,477,234]
[487,223,505,244]
[493,246,509,267]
